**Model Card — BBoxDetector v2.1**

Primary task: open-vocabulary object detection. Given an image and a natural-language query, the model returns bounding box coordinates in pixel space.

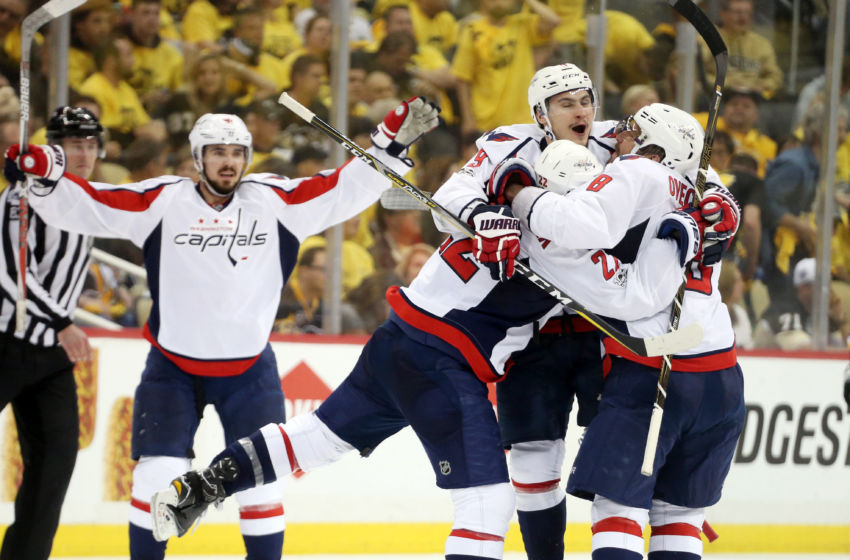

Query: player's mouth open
[572,124,588,135]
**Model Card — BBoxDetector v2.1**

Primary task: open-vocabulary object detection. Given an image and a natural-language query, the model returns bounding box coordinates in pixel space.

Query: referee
[0,106,101,560]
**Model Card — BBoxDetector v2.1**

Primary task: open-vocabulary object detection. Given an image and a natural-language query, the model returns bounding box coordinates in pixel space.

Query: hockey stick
[279,92,704,357]
[640,0,728,476]
[14,0,86,334]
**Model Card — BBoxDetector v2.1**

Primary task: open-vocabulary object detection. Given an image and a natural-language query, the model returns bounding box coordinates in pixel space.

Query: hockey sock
[648,522,703,560]
[591,517,645,560]
[243,532,284,560]
[211,429,277,496]
[129,522,167,559]
[516,498,566,560]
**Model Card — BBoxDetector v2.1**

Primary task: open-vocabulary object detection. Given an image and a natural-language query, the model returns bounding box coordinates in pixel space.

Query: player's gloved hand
[657,209,701,266]
[698,186,741,266]
[372,96,440,161]
[469,204,521,282]
[487,157,537,205]
[4,143,66,186]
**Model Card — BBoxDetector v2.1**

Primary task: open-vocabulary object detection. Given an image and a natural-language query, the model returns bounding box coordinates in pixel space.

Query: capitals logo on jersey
[173,208,267,265]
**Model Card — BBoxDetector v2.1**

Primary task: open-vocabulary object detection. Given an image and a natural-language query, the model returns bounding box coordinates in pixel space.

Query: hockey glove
[487,157,537,205]
[5,143,66,186]
[699,186,741,266]
[470,204,522,282]
[657,209,701,267]
[372,96,440,161]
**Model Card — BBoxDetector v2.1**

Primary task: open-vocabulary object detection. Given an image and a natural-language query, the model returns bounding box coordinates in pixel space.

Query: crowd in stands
[0,0,847,348]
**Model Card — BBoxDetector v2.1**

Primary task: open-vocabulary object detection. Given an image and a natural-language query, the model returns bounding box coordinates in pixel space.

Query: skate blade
[150,487,180,542]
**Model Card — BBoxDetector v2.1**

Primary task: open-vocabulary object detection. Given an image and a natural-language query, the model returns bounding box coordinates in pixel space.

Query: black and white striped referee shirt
[0,186,90,347]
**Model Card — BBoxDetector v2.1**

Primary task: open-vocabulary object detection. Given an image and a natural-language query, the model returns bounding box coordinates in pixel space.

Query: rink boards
[0,330,848,555]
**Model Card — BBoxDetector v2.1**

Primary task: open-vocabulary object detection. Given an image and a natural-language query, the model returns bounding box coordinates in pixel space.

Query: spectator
[244,96,286,172]
[620,83,660,118]
[541,0,585,67]
[299,213,376,297]
[706,86,776,177]
[710,129,736,174]
[181,0,239,51]
[763,101,846,300]
[394,242,436,285]
[280,14,332,92]
[347,52,370,117]
[171,145,200,181]
[69,0,114,90]
[260,0,301,60]
[153,52,236,151]
[124,0,184,111]
[123,137,169,182]
[345,268,397,333]
[409,0,458,55]
[726,152,766,282]
[703,0,783,98]
[292,0,371,45]
[363,70,399,106]
[222,7,286,104]
[754,258,849,350]
[0,0,37,90]
[602,10,656,94]
[718,263,754,349]
[79,261,138,327]
[275,246,364,334]
[794,57,850,132]
[79,37,166,149]
[279,54,331,153]
[453,0,559,135]
[370,206,424,271]
[291,144,329,177]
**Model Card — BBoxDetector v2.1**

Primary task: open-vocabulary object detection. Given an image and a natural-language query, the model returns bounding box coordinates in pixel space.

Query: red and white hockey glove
[470,204,521,282]
[657,209,702,266]
[487,157,537,205]
[372,96,440,161]
[5,143,66,186]
[698,186,741,265]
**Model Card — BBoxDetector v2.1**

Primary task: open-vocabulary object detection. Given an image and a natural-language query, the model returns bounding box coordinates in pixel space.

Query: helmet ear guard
[630,103,704,176]
[534,140,603,195]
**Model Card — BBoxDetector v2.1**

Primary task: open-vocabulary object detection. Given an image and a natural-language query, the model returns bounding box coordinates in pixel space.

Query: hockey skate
[150,457,239,541]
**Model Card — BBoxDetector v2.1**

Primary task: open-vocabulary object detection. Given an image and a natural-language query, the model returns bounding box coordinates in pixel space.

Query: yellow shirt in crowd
[452,13,550,132]
[129,40,184,99]
[79,73,151,134]
[182,0,233,44]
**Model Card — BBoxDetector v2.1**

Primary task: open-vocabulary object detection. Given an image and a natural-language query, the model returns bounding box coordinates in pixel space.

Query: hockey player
[142,131,706,560]
[498,103,745,560]
[434,62,622,560]
[4,97,440,560]
[0,106,102,560]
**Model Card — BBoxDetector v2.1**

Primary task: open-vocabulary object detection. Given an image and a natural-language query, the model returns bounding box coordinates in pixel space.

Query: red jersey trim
[67,173,171,211]
[130,498,150,513]
[603,337,737,372]
[449,528,504,542]
[278,424,302,474]
[239,504,285,519]
[267,159,353,205]
[142,324,261,376]
[386,286,500,383]
[592,517,644,537]
[511,478,561,493]
[651,522,701,538]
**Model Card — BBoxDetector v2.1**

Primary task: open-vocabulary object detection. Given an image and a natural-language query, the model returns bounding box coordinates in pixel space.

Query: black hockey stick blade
[278,93,704,357]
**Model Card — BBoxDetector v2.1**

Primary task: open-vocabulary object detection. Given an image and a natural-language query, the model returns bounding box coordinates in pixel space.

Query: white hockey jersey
[390,123,686,382]
[512,154,737,371]
[27,151,408,376]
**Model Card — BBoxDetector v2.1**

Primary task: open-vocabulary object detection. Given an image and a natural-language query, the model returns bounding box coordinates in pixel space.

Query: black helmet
[46,106,104,147]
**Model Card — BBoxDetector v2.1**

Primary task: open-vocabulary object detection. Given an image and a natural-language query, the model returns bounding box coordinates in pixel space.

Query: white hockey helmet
[528,63,598,139]
[189,113,253,193]
[630,103,704,175]
[534,140,603,195]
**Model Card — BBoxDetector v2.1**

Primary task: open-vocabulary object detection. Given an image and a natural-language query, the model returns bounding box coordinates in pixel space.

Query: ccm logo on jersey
[475,217,520,232]
[669,176,695,207]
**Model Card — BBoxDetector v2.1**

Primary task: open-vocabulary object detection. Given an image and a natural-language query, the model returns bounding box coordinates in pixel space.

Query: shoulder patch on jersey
[486,131,518,142]
[601,127,617,138]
